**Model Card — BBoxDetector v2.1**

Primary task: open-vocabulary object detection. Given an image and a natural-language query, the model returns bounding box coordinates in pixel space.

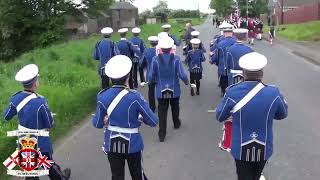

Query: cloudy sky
[73,0,213,13]
[133,0,212,13]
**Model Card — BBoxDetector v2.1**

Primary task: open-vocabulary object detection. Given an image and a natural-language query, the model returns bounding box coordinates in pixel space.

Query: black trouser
[108,152,148,180]
[101,75,110,89]
[25,152,69,180]
[129,67,134,89]
[131,62,145,89]
[235,159,267,180]
[148,83,156,112]
[219,75,228,95]
[190,78,200,92]
[158,97,181,139]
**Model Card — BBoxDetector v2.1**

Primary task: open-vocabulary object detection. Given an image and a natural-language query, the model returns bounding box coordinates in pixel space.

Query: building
[110,1,139,31]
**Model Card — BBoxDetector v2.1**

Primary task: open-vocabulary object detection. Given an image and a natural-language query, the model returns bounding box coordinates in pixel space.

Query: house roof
[283,0,319,7]
[110,2,138,10]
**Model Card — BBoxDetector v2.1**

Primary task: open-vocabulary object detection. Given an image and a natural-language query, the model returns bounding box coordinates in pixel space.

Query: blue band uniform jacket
[215,81,288,161]
[130,37,146,61]
[92,86,158,154]
[186,49,206,75]
[226,42,254,86]
[93,38,119,75]
[210,37,236,76]
[116,39,140,61]
[140,47,157,82]
[149,53,189,99]
[3,91,54,154]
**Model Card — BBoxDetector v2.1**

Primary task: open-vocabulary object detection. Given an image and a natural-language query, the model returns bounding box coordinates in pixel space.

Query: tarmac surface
[15,17,320,180]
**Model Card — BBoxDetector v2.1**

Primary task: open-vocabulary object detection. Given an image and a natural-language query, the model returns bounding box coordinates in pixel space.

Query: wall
[277,2,320,24]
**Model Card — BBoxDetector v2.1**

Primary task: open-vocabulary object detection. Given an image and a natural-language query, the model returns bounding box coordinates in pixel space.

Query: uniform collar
[112,85,128,89]
[23,90,35,94]
[120,38,127,41]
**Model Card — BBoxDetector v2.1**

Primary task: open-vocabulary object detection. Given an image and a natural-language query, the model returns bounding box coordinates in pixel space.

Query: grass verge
[0,21,191,179]
[264,21,320,42]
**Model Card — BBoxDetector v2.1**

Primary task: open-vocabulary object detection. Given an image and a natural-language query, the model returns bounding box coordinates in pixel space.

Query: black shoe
[63,168,71,179]
[174,119,181,129]
[191,89,195,96]
[159,137,165,142]
[196,91,200,95]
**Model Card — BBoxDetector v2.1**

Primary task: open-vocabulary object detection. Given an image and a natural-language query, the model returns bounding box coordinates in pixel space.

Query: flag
[3,150,19,170]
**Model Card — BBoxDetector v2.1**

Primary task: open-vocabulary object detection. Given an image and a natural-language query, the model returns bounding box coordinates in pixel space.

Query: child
[269,25,275,45]
[185,38,206,96]
[140,36,159,112]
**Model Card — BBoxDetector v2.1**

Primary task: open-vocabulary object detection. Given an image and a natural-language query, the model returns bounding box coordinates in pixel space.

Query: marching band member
[210,22,236,96]
[185,38,206,96]
[216,52,288,180]
[139,36,159,112]
[93,27,119,89]
[92,55,158,180]
[218,28,254,152]
[149,37,189,142]
[115,28,140,89]
[3,64,71,180]
[130,27,146,88]
[162,24,181,46]
[183,31,206,56]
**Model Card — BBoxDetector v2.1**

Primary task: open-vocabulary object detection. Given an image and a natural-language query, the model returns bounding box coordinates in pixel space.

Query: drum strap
[16,94,37,113]
[231,83,264,113]
[107,89,129,116]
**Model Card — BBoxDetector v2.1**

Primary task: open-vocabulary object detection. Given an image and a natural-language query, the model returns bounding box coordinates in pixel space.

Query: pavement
[262,33,320,66]
[12,17,320,180]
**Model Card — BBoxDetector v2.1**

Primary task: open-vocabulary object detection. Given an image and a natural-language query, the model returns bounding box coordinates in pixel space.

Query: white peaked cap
[132,27,141,34]
[101,27,113,34]
[157,32,169,39]
[118,28,129,33]
[239,52,268,71]
[148,36,159,42]
[162,24,171,29]
[233,28,249,34]
[15,64,39,83]
[190,38,201,45]
[219,22,233,31]
[191,31,200,36]
[105,55,132,79]
[157,37,174,49]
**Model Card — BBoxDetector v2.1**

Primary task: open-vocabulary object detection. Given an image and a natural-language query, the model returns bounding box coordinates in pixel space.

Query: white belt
[230,69,243,74]
[108,126,139,134]
[6,125,49,137]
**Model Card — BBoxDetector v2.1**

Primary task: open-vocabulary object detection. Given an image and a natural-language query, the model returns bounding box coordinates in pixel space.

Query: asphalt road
[17,17,320,180]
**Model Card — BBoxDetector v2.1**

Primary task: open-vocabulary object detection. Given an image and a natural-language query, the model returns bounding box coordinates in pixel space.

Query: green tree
[0,0,114,61]
[153,0,170,22]
[238,0,268,17]
[210,0,234,17]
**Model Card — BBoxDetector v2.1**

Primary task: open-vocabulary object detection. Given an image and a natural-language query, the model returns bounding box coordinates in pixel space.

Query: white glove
[140,82,148,87]
[138,114,143,123]
[51,113,56,116]
[191,83,197,89]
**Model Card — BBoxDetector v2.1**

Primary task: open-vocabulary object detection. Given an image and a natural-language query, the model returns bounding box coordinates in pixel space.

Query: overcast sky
[133,0,212,13]
[73,0,213,13]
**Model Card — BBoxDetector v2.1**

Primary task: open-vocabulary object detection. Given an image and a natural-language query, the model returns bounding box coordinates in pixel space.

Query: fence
[277,2,320,24]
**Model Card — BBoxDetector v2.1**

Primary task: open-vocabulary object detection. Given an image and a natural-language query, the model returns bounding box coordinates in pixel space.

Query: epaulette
[12,91,22,97]
[129,89,138,93]
[98,88,109,95]
[35,93,44,98]
[265,84,278,88]
[226,81,242,91]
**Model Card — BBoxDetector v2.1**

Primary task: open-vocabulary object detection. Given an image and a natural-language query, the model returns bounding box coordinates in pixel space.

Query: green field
[0,18,205,178]
[264,21,320,42]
